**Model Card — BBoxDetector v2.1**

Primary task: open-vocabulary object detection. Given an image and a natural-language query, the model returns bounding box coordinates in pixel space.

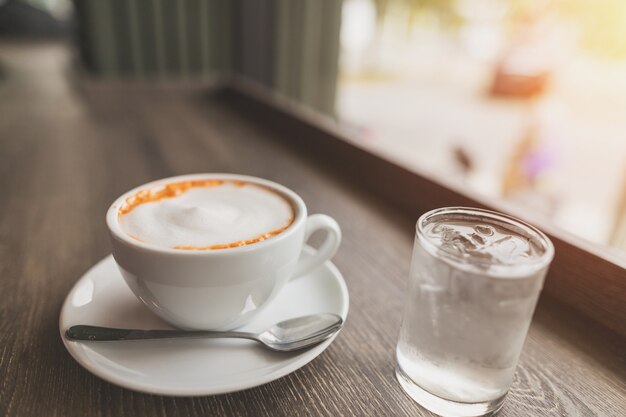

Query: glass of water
[396,207,554,417]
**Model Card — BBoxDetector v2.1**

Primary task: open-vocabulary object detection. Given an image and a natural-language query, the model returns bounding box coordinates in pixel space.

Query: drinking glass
[396,207,554,417]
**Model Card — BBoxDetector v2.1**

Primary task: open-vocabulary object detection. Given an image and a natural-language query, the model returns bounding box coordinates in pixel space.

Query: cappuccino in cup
[118,179,295,250]
[107,174,341,330]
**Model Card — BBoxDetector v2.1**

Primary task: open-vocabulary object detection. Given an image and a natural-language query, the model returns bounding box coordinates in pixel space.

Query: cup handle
[291,214,342,280]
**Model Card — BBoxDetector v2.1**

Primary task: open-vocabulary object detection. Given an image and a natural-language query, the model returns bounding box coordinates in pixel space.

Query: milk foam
[119,182,294,249]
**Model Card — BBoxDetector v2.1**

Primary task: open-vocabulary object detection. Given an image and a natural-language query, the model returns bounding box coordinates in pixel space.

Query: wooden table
[0,43,624,417]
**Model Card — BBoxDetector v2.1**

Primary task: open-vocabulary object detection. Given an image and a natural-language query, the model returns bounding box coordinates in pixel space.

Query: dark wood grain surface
[0,43,624,417]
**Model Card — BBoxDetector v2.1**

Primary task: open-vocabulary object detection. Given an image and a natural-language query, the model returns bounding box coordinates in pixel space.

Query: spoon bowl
[258,313,344,351]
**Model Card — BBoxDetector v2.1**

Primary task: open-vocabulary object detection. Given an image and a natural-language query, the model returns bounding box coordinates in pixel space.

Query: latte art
[118,180,295,250]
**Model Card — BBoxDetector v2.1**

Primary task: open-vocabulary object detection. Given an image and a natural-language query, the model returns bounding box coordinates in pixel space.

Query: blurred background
[1,0,625,257]
[338,0,626,257]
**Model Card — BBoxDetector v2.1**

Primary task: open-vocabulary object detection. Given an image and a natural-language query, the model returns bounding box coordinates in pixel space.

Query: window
[338,0,626,258]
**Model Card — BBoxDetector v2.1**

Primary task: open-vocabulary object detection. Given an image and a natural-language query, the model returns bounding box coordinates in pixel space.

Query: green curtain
[73,0,342,115]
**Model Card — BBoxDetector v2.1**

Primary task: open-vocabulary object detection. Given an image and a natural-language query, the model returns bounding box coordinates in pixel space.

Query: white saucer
[59,247,349,396]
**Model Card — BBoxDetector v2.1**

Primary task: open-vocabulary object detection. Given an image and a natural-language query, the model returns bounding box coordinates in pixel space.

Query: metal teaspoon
[65,313,343,352]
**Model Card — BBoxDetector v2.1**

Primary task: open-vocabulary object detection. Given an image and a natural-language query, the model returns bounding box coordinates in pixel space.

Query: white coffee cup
[106,173,342,330]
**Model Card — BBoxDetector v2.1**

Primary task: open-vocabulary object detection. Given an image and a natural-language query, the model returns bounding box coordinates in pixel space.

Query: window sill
[224,78,626,338]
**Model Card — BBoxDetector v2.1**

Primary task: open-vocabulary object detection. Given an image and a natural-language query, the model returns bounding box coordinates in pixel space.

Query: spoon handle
[65,325,256,342]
